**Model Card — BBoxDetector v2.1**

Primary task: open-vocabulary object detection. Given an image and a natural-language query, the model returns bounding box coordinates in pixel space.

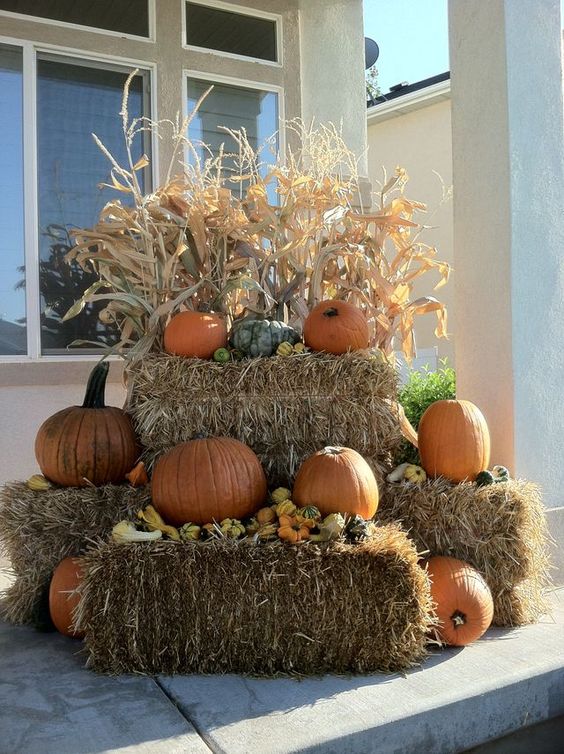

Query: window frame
[182,0,283,68]
[0,34,158,364]
[0,0,156,43]
[183,68,285,170]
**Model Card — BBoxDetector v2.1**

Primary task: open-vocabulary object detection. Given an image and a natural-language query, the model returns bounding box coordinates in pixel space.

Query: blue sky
[363,0,449,93]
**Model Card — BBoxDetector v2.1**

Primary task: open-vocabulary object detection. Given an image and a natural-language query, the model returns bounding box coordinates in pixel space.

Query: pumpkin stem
[82,362,109,409]
[451,610,467,627]
[322,307,339,318]
[322,446,344,455]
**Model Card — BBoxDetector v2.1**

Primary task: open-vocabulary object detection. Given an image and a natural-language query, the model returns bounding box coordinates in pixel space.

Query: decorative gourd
[256,506,276,525]
[275,500,297,517]
[492,465,510,482]
[230,319,300,357]
[293,446,379,519]
[425,556,494,646]
[35,362,138,487]
[303,300,369,354]
[271,487,292,504]
[293,342,306,353]
[49,557,84,638]
[180,523,201,541]
[220,518,246,539]
[26,474,52,491]
[277,514,314,543]
[404,464,427,484]
[152,436,267,525]
[418,400,491,483]
[298,505,321,522]
[475,470,495,487]
[213,347,231,363]
[164,310,227,359]
[310,512,345,542]
[344,514,371,542]
[126,461,149,487]
[276,341,294,357]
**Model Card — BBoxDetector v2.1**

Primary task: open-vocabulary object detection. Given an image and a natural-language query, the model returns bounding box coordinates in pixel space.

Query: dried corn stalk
[65,71,450,362]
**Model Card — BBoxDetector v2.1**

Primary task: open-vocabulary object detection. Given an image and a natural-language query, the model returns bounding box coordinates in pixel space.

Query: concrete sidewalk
[1,573,563,754]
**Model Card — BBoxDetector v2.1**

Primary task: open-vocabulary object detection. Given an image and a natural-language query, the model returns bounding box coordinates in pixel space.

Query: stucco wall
[367,99,454,364]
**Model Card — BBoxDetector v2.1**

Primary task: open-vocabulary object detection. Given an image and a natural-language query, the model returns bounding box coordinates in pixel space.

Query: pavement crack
[153,676,224,754]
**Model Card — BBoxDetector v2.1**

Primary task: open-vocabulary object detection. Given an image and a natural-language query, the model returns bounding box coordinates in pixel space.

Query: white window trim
[0,34,158,364]
[183,68,286,163]
[0,0,156,43]
[182,0,283,68]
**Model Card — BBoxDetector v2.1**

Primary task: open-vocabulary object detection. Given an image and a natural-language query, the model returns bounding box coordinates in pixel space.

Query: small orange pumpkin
[277,514,314,543]
[303,300,369,354]
[293,446,379,519]
[152,436,267,525]
[35,362,138,487]
[418,400,490,482]
[164,310,227,359]
[49,557,85,638]
[425,556,494,646]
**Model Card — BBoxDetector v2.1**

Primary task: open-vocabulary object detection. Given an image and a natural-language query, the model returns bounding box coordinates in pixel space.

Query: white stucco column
[299,0,368,177]
[449,0,564,507]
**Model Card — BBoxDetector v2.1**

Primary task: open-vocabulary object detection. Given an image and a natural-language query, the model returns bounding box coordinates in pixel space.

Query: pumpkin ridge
[71,409,89,485]
[49,408,75,484]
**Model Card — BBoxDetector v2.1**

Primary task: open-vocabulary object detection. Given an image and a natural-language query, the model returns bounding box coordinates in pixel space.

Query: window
[185,2,278,63]
[0,46,25,355]
[0,0,151,38]
[36,58,150,354]
[0,41,152,358]
[187,76,279,202]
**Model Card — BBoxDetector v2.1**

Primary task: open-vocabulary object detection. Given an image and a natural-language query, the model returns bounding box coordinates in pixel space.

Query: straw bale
[378,478,552,626]
[77,525,433,676]
[125,351,401,486]
[0,482,150,624]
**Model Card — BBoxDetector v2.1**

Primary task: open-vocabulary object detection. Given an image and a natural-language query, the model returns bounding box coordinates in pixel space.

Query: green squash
[230,319,301,357]
[475,470,495,487]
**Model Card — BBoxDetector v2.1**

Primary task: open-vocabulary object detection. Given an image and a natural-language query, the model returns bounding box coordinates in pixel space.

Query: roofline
[367,74,451,124]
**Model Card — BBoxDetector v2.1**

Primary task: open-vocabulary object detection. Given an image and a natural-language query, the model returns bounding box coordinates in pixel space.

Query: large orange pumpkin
[152,436,267,525]
[35,362,138,487]
[425,556,493,646]
[418,399,490,482]
[293,446,379,519]
[49,557,84,638]
[164,310,227,359]
[303,300,369,354]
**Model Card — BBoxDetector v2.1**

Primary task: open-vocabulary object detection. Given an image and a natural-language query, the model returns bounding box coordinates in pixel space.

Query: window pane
[187,78,278,202]
[0,45,26,356]
[0,0,150,37]
[186,2,277,62]
[37,58,150,354]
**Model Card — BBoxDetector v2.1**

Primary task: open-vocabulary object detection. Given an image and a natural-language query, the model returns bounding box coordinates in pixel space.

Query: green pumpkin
[230,319,301,357]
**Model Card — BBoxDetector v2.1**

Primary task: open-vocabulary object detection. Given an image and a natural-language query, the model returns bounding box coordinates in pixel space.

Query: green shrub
[396,359,456,465]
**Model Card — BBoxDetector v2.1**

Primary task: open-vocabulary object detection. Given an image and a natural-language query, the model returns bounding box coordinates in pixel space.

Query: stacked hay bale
[0,482,150,624]
[76,526,433,675]
[379,478,552,626]
[125,351,402,487]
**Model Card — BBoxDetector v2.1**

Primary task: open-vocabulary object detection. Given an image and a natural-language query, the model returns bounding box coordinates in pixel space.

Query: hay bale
[0,482,150,624]
[125,352,401,486]
[378,478,552,626]
[76,525,433,676]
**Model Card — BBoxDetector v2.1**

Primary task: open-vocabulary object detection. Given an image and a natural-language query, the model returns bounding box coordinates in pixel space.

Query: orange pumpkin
[418,400,490,483]
[303,300,369,354]
[277,514,314,543]
[164,310,227,359]
[425,556,493,646]
[152,436,267,525]
[49,557,84,638]
[293,446,379,519]
[35,362,138,487]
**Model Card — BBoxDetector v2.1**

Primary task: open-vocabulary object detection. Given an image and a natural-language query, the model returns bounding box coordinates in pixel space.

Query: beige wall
[0,0,301,485]
[367,98,454,364]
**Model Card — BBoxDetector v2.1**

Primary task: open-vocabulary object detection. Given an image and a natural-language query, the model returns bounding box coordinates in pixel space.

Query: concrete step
[159,588,564,754]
